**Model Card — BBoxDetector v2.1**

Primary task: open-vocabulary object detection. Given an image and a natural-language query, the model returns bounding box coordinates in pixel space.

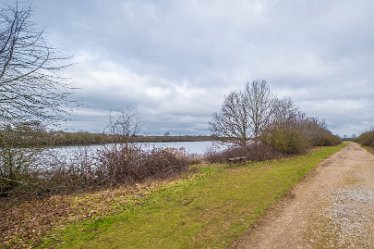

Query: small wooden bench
[228,156,246,164]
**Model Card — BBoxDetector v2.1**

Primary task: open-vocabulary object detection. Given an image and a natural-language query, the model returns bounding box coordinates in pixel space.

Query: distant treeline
[43,132,220,147]
[0,122,221,147]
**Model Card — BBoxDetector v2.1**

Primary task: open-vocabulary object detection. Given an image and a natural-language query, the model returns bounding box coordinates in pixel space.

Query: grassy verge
[37,144,346,249]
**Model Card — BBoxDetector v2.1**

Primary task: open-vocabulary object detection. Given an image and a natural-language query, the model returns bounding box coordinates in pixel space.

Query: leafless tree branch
[0,1,72,125]
[210,80,277,145]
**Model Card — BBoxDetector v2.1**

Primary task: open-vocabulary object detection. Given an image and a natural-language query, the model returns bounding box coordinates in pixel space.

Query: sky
[17,0,374,136]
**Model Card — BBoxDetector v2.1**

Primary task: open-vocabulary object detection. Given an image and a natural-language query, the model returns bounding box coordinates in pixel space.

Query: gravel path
[235,143,374,249]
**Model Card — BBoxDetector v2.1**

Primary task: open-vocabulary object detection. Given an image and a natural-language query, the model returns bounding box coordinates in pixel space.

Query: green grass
[37,144,346,249]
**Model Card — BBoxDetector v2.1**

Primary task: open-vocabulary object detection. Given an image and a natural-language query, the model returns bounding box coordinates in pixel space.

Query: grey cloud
[27,0,374,135]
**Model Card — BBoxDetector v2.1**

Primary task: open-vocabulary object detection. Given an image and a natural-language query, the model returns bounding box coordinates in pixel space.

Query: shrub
[205,143,282,163]
[42,148,99,193]
[301,118,341,146]
[142,148,189,178]
[0,147,44,197]
[97,146,188,184]
[1,145,189,198]
[356,130,374,147]
[305,127,341,146]
[261,124,309,154]
[260,117,341,154]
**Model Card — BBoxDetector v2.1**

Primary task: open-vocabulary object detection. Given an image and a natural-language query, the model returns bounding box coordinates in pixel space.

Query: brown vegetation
[356,129,374,148]
[262,117,341,154]
[205,143,283,163]
[0,145,189,198]
[97,146,188,184]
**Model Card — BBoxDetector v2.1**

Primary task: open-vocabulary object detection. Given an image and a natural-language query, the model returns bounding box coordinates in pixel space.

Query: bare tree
[210,80,276,145]
[210,91,249,146]
[271,97,299,125]
[244,80,274,140]
[0,2,71,125]
[0,1,72,196]
[106,108,143,144]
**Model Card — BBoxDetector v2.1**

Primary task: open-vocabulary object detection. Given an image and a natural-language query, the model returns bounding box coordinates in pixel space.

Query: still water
[48,141,224,159]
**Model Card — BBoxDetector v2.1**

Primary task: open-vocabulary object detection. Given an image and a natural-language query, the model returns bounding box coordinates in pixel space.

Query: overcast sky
[24,0,374,136]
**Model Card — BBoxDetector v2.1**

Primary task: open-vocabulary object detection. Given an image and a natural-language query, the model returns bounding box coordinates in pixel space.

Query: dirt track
[235,143,374,249]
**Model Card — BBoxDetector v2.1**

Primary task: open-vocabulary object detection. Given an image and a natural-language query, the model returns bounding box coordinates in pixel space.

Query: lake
[47,141,225,162]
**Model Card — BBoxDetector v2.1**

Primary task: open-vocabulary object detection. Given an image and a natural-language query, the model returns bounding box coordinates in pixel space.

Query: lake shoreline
[0,133,231,148]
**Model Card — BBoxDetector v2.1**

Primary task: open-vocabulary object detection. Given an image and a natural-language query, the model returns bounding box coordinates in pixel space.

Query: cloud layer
[31,0,374,136]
